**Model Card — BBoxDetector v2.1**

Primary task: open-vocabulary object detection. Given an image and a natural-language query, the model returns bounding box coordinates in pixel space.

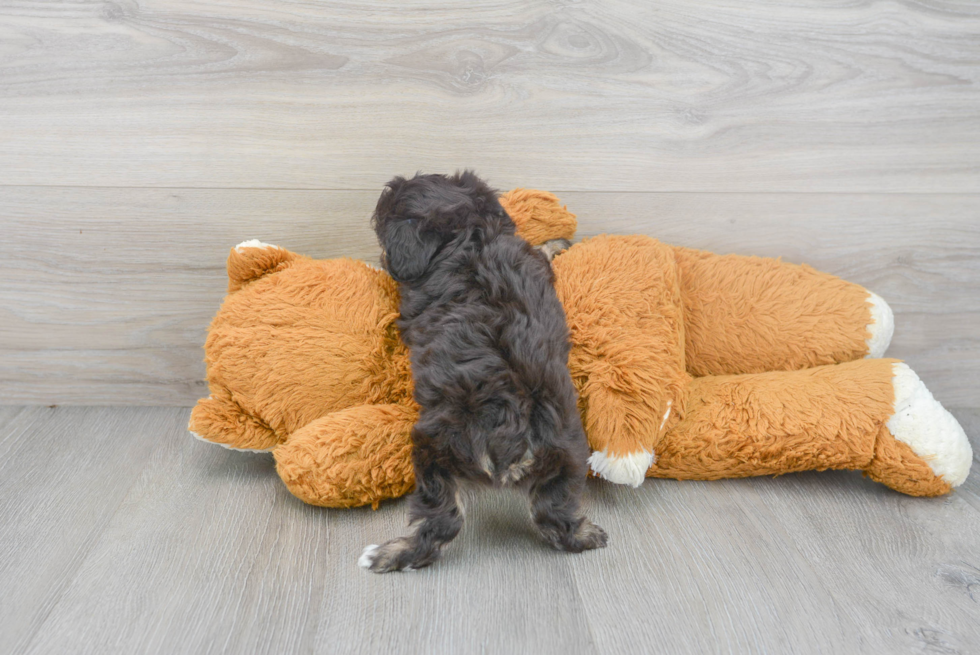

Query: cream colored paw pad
[588,448,654,488]
[887,363,973,487]
[188,428,275,453]
[865,292,895,359]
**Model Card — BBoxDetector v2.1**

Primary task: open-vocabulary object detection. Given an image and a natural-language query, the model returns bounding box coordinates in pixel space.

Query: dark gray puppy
[360,171,606,573]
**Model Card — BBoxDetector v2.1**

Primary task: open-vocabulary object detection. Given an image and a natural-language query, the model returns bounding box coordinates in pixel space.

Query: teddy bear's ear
[499,189,577,246]
[226,240,304,293]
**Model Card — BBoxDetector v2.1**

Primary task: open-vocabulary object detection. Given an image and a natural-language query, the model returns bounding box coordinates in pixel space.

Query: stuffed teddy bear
[189,189,973,508]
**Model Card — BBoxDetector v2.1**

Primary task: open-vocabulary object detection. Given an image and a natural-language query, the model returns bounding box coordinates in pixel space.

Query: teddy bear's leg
[226,239,306,293]
[650,359,972,496]
[671,246,894,376]
[273,404,417,509]
[188,388,280,452]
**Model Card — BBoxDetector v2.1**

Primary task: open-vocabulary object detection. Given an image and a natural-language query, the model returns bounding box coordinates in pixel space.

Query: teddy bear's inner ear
[499,189,578,247]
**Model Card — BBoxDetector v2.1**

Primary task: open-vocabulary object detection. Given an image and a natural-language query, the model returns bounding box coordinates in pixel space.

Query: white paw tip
[888,363,973,487]
[234,239,277,253]
[358,545,379,569]
[588,449,654,488]
[865,292,895,359]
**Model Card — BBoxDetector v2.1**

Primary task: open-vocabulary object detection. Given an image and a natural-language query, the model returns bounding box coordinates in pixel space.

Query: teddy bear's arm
[554,235,690,487]
[672,246,893,377]
[273,404,417,509]
[650,358,972,496]
[188,387,280,451]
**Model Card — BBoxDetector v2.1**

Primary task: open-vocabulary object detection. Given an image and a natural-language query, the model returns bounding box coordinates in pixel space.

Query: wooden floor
[3,1,980,653]
[1,405,978,655]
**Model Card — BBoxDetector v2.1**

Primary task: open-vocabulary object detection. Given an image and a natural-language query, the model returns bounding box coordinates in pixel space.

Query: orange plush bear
[189,190,972,508]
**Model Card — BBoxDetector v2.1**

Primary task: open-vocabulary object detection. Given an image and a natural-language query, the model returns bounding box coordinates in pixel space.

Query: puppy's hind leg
[359,442,464,573]
[529,454,607,553]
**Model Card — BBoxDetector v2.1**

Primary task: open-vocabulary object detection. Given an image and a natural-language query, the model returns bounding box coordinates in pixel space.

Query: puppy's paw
[540,518,609,553]
[568,519,609,552]
[358,537,422,574]
[357,544,380,570]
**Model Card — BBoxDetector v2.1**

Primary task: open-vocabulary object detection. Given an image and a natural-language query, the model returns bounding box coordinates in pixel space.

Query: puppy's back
[407,233,574,432]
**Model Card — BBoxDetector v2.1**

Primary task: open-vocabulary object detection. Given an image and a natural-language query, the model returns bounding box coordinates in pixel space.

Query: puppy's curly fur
[361,171,606,573]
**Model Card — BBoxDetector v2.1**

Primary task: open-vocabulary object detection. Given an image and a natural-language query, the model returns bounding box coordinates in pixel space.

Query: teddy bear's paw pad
[887,363,973,487]
[188,427,274,453]
[865,292,895,358]
[588,448,654,488]
[234,239,277,252]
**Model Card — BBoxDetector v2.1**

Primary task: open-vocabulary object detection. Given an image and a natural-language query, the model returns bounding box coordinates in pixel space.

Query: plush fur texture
[494,188,577,246]
[362,172,606,572]
[552,235,689,486]
[188,187,972,510]
[671,247,878,377]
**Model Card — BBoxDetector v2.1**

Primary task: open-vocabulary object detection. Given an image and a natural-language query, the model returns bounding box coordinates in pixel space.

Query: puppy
[360,171,606,573]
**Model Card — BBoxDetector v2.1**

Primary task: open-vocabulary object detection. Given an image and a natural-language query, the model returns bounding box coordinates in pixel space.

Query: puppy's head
[372,170,514,283]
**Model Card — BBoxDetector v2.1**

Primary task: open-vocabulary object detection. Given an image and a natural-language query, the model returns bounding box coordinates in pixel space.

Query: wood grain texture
[0,406,977,654]
[1,0,979,191]
[0,187,381,405]
[0,407,170,654]
[3,1,978,650]
[2,187,977,406]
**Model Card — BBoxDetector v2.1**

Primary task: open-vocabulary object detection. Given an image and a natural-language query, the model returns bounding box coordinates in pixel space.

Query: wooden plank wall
[1,0,978,407]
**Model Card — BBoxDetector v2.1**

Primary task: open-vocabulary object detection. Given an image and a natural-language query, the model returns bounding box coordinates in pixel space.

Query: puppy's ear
[453,169,515,238]
[379,220,442,283]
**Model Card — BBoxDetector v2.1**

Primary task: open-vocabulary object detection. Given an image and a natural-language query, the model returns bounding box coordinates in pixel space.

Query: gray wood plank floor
[2,406,978,655]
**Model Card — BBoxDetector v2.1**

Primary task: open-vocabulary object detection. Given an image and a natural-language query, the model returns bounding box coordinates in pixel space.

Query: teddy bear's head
[189,189,579,454]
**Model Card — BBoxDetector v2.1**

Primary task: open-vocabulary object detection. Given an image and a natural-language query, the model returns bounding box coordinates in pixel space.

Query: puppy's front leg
[530,457,607,553]
[359,440,463,573]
